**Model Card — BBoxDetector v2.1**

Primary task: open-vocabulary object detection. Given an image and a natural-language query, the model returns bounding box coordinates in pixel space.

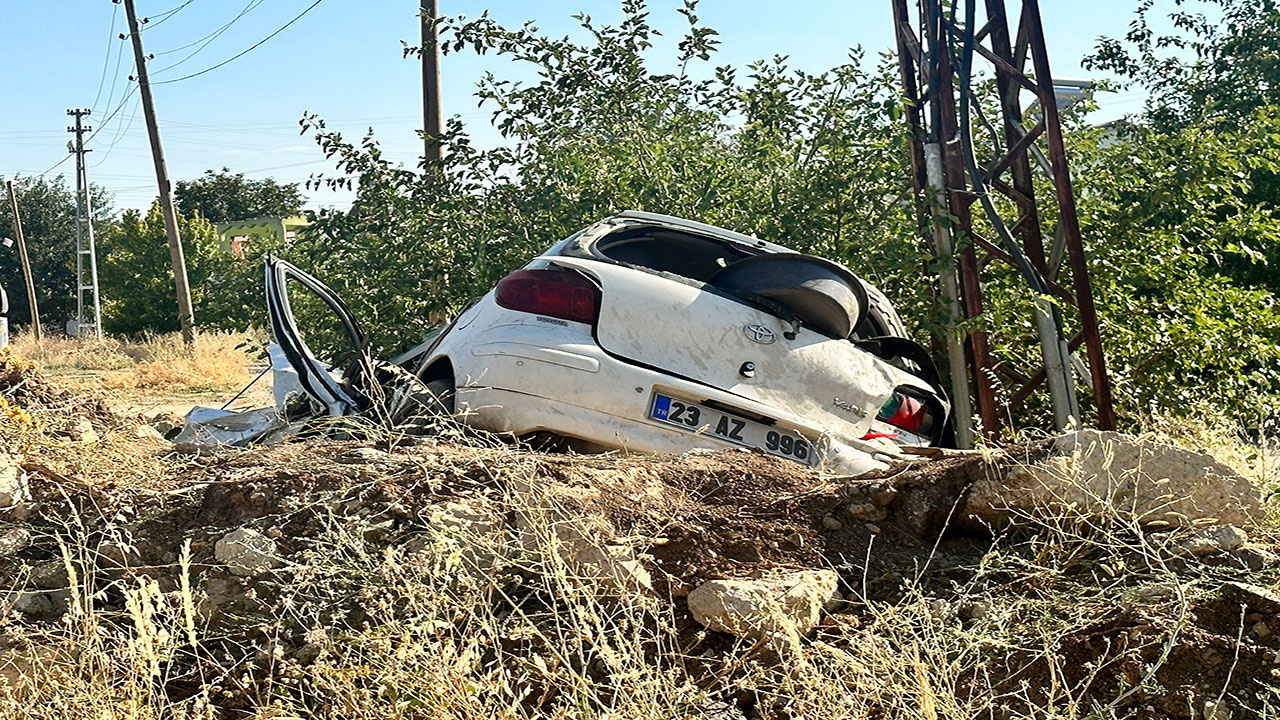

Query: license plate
[649,393,817,466]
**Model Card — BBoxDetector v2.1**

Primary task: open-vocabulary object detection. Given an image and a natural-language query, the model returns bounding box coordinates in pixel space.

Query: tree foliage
[175,168,304,223]
[0,175,113,331]
[98,202,275,335]
[1086,0,1280,129]
[299,0,919,355]
[282,0,1280,429]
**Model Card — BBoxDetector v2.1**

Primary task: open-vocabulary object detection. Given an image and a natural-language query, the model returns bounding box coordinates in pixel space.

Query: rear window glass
[595,227,758,283]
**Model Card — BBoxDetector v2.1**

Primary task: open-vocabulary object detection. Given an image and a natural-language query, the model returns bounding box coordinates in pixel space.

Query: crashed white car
[266,211,951,475]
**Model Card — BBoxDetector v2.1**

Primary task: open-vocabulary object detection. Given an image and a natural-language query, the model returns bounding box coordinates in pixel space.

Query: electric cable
[33,154,73,179]
[90,3,121,110]
[91,95,143,168]
[154,0,323,85]
[150,0,264,71]
[142,0,198,29]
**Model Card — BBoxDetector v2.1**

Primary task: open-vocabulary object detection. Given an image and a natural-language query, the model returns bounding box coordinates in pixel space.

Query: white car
[266,211,951,475]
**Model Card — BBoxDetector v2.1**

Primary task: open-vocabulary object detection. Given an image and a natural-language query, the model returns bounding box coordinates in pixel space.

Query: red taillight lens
[877,391,932,434]
[495,269,601,325]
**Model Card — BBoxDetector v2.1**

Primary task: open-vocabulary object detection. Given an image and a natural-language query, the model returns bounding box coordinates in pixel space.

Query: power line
[154,0,324,85]
[91,95,143,168]
[99,15,132,118]
[90,3,121,110]
[142,0,198,29]
[151,0,264,69]
[85,86,140,146]
[33,154,73,180]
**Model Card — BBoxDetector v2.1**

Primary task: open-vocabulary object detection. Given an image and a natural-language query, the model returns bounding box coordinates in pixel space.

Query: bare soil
[3,354,1279,718]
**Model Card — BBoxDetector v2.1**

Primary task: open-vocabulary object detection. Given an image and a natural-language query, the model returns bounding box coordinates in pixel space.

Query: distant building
[215,216,308,258]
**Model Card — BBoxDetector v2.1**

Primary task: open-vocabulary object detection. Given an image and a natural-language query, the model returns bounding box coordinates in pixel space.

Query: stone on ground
[1175,525,1248,557]
[214,528,282,577]
[686,569,840,645]
[964,429,1261,529]
[0,456,27,508]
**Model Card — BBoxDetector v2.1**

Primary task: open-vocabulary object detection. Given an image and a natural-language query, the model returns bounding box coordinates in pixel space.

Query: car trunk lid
[551,257,905,440]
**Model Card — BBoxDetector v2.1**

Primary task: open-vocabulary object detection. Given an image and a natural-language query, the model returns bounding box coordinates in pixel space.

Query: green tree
[98,203,222,335]
[0,175,114,332]
[1085,0,1280,130]
[174,168,304,223]
[297,1,918,355]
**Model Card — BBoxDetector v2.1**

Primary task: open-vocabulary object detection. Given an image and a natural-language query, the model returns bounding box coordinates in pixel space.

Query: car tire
[853,279,909,340]
[392,377,456,433]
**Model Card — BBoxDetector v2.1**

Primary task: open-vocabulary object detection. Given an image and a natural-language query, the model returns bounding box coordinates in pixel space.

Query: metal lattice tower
[68,108,103,340]
[891,0,1116,445]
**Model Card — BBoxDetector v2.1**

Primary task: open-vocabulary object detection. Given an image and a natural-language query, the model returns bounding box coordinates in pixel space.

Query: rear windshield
[595,227,759,283]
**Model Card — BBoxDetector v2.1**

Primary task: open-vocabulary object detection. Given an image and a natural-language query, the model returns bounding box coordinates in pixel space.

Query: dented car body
[264,211,952,475]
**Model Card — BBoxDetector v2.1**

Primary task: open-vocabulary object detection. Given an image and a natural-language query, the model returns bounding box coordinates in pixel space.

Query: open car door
[263,255,368,417]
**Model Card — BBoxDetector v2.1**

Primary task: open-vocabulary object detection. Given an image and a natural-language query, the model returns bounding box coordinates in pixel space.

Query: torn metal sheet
[174,406,284,448]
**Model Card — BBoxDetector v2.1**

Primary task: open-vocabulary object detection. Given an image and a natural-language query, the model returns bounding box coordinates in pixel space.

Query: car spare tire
[852,278,909,340]
[710,254,869,339]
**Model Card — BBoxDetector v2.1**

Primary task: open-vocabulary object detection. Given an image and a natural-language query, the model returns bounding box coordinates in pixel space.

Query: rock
[864,482,899,506]
[864,523,881,535]
[294,642,324,665]
[6,591,55,619]
[214,528,282,577]
[131,424,166,441]
[964,429,1262,529]
[1136,583,1179,604]
[0,457,28,508]
[71,418,98,443]
[1203,699,1231,720]
[404,498,507,575]
[821,516,844,531]
[551,528,652,594]
[30,561,67,590]
[198,575,265,622]
[957,600,989,622]
[1232,546,1278,572]
[845,501,886,523]
[1222,581,1280,615]
[335,447,388,465]
[1252,621,1271,639]
[686,569,840,645]
[1175,525,1248,557]
[150,412,185,437]
[0,528,31,558]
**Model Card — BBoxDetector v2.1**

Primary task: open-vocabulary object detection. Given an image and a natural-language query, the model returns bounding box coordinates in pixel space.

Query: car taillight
[877,391,933,435]
[495,268,601,325]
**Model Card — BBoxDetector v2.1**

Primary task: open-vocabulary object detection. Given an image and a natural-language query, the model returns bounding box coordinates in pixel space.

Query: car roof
[607,210,795,255]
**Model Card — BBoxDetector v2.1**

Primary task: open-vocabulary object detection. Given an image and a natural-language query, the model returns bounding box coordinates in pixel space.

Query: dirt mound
[0,424,1271,718]
[0,363,1276,718]
[0,349,121,430]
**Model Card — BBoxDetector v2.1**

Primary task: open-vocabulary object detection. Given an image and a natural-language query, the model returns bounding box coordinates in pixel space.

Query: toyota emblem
[743,324,776,344]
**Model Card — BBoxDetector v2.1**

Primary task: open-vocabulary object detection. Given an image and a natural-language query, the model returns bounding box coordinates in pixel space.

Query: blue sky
[1,1,1152,212]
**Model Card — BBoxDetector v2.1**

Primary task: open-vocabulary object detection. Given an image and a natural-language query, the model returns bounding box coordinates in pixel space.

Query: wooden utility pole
[420,0,442,164]
[124,0,195,346]
[5,181,40,341]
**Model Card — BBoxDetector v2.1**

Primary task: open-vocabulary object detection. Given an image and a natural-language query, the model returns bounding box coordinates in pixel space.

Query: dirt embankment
[1,350,1278,719]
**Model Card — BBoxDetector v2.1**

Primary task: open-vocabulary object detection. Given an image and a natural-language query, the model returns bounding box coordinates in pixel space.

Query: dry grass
[0,350,1278,718]
[9,331,257,392]
[0,429,1273,720]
